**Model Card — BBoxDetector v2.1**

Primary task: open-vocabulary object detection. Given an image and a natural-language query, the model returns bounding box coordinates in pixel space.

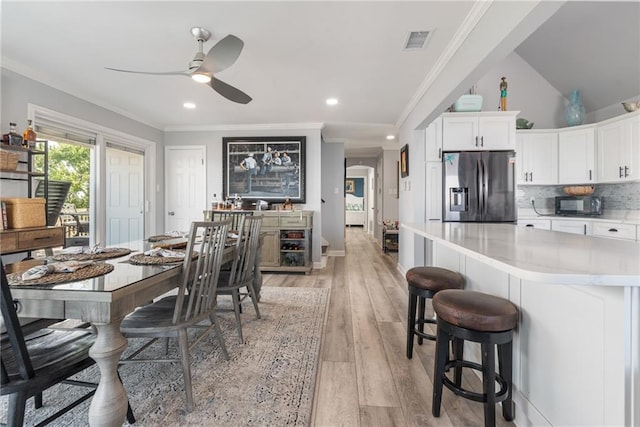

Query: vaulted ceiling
[2,1,638,157]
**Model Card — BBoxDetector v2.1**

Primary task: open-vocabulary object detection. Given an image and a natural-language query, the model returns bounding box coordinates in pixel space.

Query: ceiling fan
[105,27,252,104]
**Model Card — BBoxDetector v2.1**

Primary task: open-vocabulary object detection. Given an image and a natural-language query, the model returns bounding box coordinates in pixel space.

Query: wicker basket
[0,149,19,171]
[563,186,595,196]
[1,198,46,229]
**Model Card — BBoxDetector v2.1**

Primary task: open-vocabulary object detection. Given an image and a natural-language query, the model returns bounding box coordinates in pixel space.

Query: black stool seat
[431,289,518,427]
[406,267,464,359]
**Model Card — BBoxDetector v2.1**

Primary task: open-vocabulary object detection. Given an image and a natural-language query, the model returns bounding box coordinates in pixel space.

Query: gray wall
[1,69,162,144]
[321,141,345,254]
[164,127,323,266]
[1,68,165,231]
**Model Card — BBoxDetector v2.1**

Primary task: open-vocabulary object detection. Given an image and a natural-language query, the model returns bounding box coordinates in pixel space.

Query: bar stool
[406,266,464,359]
[431,289,518,427]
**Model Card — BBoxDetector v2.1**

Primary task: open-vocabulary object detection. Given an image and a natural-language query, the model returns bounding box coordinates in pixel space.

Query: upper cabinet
[516,131,558,185]
[596,112,640,183]
[442,111,518,151]
[424,117,442,162]
[557,126,596,184]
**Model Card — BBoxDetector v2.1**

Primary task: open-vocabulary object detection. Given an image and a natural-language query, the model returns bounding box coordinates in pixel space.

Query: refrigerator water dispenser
[450,188,468,212]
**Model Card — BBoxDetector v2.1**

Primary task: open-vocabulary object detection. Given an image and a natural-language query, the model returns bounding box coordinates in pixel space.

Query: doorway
[105,145,144,245]
[164,146,207,232]
[345,165,374,235]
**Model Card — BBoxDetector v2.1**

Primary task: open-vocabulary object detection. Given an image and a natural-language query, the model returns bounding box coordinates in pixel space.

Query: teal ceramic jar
[565,90,585,126]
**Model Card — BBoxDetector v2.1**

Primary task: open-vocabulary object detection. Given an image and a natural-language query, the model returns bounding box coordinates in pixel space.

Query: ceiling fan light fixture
[192,73,211,83]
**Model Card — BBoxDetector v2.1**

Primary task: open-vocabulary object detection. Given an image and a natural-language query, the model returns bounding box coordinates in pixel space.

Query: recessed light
[192,73,211,83]
[183,102,196,109]
[386,135,395,140]
[326,98,338,106]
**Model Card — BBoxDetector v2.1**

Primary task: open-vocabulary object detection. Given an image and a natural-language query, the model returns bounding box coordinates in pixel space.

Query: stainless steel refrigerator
[443,151,516,222]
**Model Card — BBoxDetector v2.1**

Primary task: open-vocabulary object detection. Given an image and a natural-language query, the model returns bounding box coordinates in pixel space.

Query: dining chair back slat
[218,215,263,343]
[205,210,252,233]
[120,219,231,412]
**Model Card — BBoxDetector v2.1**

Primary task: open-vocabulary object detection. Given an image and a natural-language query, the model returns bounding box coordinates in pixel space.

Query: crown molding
[164,122,325,132]
[396,0,493,128]
[2,59,163,130]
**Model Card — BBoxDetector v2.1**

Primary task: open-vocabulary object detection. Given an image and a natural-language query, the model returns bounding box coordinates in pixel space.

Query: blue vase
[565,90,585,126]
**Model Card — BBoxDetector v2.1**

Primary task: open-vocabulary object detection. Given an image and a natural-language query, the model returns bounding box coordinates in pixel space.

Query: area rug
[0,286,328,427]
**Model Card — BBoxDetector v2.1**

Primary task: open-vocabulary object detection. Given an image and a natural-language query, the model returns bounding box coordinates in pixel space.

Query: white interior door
[165,146,206,232]
[105,146,144,245]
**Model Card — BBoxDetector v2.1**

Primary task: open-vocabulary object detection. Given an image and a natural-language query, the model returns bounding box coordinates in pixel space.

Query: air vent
[404,31,431,50]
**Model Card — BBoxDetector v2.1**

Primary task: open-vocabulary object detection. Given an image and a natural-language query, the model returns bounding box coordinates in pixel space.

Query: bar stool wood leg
[432,326,449,418]
[482,343,496,427]
[405,267,465,359]
[417,296,426,345]
[406,292,418,359]
[431,289,518,427]
[499,340,515,421]
[453,337,464,387]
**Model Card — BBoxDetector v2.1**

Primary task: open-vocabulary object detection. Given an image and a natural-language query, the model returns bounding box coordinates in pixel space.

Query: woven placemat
[7,263,114,286]
[147,234,183,242]
[152,239,187,250]
[53,248,132,262]
[129,250,197,265]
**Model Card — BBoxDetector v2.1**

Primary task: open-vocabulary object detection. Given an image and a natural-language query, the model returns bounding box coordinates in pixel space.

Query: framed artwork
[400,144,409,178]
[222,136,306,203]
[345,179,355,194]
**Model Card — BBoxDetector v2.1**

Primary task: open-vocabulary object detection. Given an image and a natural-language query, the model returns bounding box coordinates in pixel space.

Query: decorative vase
[565,90,585,127]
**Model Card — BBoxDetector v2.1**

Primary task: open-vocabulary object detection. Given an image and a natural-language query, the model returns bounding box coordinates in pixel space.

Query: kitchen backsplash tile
[517,182,640,210]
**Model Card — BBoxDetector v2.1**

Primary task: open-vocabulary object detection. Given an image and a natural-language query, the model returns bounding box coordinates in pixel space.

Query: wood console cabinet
[259,210,313,274]
[0,226,64,255]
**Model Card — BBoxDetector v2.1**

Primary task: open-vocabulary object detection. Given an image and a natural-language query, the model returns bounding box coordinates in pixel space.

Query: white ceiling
[515,1,640,113]
[2,2,638,157]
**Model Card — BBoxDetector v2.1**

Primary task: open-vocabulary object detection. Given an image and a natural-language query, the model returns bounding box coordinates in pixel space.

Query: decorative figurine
[500,77,508,111]
[282,198,293,210]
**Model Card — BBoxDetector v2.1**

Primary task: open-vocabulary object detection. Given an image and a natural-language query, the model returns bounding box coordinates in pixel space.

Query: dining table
[5,236,256,426]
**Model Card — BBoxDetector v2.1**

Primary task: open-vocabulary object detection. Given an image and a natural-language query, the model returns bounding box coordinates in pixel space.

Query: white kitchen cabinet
[551,219,591,235]
[425,161,442,221]
[590,222,637,241]
[442,111,518,151]
[517,219,551,230]
[516,131,558,185]
[596,112,640,183]
[557,126,596,184]
[425,117,443,162]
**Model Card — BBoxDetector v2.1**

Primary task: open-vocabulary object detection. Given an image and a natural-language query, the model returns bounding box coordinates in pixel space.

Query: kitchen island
[403,222,640,427]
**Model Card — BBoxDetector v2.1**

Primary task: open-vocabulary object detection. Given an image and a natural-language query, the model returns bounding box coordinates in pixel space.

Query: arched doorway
[345,165,374,235]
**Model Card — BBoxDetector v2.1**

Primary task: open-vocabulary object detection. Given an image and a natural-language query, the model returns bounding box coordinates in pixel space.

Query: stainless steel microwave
[555,196,602,216]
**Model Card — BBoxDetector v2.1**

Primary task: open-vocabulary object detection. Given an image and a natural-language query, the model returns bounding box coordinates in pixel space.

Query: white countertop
[403,222,640,287]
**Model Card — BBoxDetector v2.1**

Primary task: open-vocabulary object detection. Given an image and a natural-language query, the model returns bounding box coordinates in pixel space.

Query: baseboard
[326,249,345,257]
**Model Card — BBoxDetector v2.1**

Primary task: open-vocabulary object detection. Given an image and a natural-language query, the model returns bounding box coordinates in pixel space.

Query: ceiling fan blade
[197,34,244,74]
[210,77,252,104]
[105,67,190,76]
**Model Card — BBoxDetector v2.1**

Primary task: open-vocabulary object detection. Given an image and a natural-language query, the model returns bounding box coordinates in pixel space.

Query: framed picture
[222,136,306,203]
[400,144,409,178]
[345,179,355,194]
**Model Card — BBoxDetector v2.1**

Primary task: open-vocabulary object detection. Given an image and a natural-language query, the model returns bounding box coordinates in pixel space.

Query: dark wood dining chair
[119,219,231,412]
[217,214,263,343]
[0,261,135,427]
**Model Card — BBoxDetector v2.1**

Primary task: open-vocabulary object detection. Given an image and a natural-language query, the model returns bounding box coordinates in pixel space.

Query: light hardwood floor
[263,227,516,427]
